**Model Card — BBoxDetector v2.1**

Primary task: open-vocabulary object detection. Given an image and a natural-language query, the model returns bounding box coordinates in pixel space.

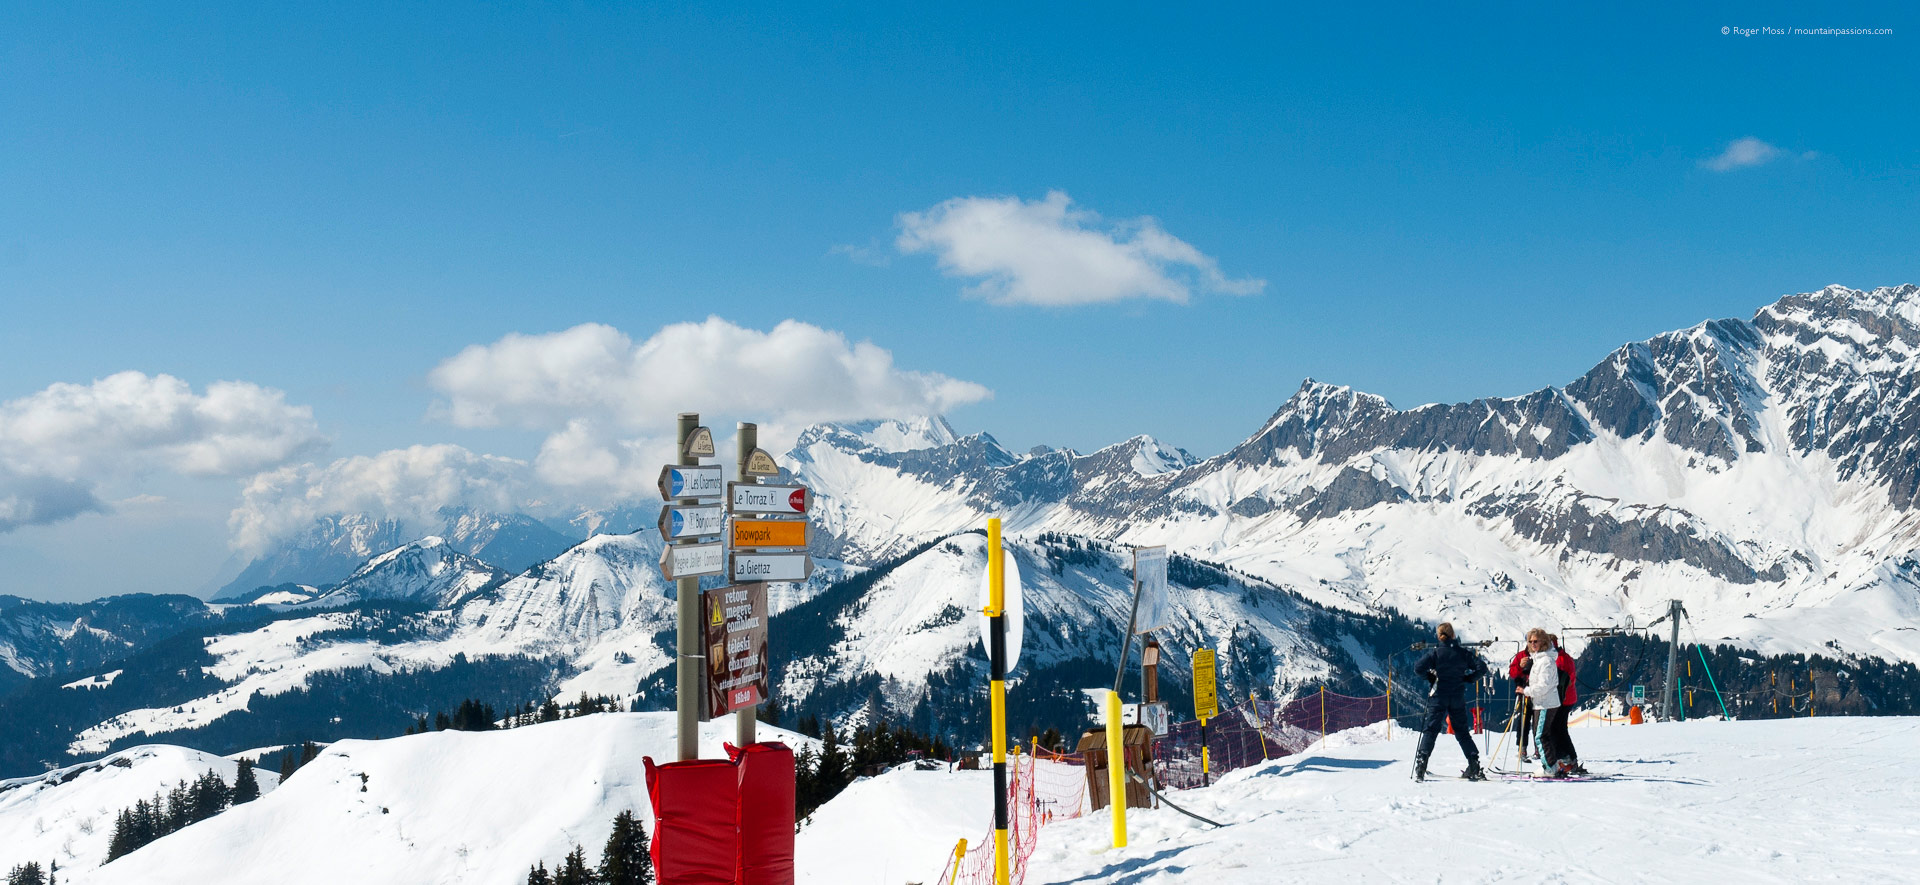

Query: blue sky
[2,3,1915,600]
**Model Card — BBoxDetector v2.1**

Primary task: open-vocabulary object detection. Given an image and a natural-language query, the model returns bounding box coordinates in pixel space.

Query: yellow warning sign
[1193,648,1218,720]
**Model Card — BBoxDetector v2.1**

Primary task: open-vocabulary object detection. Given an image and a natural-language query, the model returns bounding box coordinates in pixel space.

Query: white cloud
[222,320,991,549]
[427,317,991,495]
[895,190,1265,306]
[228,445,531,553]
[428,317,991,433]
[0,372,323,532]
[1703,137,1784,172]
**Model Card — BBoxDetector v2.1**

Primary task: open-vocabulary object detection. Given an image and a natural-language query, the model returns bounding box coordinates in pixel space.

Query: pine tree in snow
[231,759,261,804]
[526,862,552,885]
[598,809,653,885]
[555,845,595,885]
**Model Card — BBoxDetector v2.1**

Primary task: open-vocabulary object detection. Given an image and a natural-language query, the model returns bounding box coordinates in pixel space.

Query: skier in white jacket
[1519,630,1566,775]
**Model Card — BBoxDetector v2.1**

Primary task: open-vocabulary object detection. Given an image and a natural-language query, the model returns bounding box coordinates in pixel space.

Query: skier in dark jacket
[1413,622,1489,782]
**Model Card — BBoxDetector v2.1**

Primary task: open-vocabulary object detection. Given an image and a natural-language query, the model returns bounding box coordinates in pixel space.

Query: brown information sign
[703,582,770,717]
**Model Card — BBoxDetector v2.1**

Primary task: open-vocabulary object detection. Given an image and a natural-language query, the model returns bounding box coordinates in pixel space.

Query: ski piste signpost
[658,415,814,754]
[649,416,810,885]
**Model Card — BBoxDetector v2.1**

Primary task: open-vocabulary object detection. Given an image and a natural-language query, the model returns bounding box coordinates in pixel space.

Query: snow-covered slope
[800,717,1920,885]
[0,745,279,875]
[784,285,1920,665]
[795,763,997,884]
[74,713,815,885]
[1026,717,1920,883]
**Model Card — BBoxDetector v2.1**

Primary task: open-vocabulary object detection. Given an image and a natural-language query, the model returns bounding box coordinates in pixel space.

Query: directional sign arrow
[727,482,809,515]
[731,553,814,583]
[657,464,724,500]
[658,504,725,540]
[730,518,809,549]
[660,541,725,580]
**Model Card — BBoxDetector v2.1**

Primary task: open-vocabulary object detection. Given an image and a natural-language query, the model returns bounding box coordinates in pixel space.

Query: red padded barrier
[728,743,797,885]
[644,757,742,885]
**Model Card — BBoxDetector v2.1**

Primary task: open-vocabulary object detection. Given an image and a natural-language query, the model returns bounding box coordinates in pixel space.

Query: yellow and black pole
[1200,714,1210,787]
[986,518,1012,885]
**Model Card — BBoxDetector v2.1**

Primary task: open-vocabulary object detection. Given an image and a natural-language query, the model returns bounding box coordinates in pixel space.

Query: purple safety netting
[1154,691,1390,790]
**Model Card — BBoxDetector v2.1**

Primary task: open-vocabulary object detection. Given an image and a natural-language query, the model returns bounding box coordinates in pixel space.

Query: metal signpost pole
[1662,599,1681,722]
[675,413,701,762]
[986,518,1011,885]
[1105,551,1146,850]
[736,422,759,749]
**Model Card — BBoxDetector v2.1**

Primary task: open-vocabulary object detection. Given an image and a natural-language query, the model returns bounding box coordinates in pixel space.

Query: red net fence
[935,688,1391,884]
[934,754,1040,885]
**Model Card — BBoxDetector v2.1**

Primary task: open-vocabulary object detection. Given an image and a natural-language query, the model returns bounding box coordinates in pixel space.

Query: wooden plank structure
[1076,725,1158,810]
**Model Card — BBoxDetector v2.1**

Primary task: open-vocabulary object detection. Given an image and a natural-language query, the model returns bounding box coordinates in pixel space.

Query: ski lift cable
[1123,767,1225,828]
[1680,610,1733,720]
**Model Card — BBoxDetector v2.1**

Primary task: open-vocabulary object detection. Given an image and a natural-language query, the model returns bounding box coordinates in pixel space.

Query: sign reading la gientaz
[731,552,814,582]
[703,581,770,717]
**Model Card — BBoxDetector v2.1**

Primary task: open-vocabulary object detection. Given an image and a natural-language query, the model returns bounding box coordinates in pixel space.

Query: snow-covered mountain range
[6,283,1920,775]
[789,284,1920,666]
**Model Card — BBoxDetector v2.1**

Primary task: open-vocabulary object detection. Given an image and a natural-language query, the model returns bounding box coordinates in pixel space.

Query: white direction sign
[1131,546,1170,634]
[728,482,810,515]
[658,465,724,500]
[1121,702,1171,736]
[660,541,725,579]
[658,504,725,540]
[977,550,1024,672]
[731,552,814,583]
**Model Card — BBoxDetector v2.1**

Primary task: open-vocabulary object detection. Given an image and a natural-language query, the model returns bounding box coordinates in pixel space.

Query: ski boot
[1463,761,1486,782]
[1412,756,1429,782]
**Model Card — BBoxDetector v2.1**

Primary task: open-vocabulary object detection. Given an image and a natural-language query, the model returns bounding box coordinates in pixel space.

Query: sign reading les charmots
[702,582,770,717]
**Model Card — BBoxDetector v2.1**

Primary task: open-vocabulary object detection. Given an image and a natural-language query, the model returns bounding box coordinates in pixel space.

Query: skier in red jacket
[1507,645,1538,763]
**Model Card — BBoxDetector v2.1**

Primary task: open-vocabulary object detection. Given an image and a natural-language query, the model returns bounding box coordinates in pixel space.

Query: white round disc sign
[977,549,1024,673]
